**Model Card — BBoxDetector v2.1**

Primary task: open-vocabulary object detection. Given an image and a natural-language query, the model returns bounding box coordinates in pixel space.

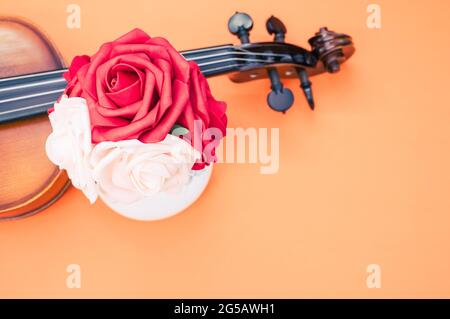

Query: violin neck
[0,44,240,124]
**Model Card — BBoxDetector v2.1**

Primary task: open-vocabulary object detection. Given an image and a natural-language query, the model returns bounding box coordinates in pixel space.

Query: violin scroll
[309,27,354,74]
[227,12,355,112]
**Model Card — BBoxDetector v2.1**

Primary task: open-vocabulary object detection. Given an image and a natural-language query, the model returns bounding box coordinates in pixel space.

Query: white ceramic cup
[100,165,212,221]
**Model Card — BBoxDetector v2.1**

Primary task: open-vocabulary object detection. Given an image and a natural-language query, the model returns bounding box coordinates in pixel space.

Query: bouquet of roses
[45,29,227,207]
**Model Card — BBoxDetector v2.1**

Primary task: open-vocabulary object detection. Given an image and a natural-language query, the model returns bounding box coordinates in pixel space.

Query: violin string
[0,45,296,118]
[0,69,66,83]
[0,58,272,103]
[195,57,274,67]
[185,50,291,61]
[0,60,275,117]
[0,46,238,85]
[0,55,271,96]
[0,101,54,116]
[0,89,64,105]
[0,77,66,94]
[0,48,291,88]
[180,44,234,55]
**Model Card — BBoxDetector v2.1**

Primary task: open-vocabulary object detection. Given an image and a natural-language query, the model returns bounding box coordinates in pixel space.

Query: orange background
[1,0,450,298]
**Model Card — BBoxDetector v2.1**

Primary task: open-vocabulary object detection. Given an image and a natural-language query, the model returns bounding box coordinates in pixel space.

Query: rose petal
[113,28,152,45]
[89,135,197,204]
[62,29,227,155]
[64,55,90,82]
[106,73,142,106]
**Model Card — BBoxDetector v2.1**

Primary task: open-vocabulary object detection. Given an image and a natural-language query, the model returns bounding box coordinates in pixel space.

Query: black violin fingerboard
[0,45,242,124]
[0,70,67,123]
[0,42,316,123]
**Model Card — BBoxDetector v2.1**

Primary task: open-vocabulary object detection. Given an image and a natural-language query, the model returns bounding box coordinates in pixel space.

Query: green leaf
[170,124,189,136]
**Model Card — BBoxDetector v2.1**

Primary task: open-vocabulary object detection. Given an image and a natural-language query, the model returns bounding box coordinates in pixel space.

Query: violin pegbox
[227,12,355,113]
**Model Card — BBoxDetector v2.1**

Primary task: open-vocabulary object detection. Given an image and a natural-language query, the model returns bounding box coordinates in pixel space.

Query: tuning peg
[297,68,315,110]
[266,15,287,43]
[228,12,253,44]
[267,68,294,113]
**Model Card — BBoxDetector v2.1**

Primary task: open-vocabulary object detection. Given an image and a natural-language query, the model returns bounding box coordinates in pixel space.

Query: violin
[0,12,355,220]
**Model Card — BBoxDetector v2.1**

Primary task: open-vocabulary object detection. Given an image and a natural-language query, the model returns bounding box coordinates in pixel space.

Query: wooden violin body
[0,13,354,221]
[0,18,70,221]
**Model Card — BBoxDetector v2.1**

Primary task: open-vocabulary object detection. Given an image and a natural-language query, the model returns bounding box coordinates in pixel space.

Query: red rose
[64,28,227,169]
[177,62,227,169]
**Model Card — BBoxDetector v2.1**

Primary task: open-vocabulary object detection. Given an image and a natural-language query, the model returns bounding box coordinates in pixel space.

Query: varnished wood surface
[0,17,69,219]
[0,18,63,77]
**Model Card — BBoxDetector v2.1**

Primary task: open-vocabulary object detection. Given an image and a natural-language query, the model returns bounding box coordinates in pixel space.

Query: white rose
[45,95,98,203]
[89,134,200,204]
